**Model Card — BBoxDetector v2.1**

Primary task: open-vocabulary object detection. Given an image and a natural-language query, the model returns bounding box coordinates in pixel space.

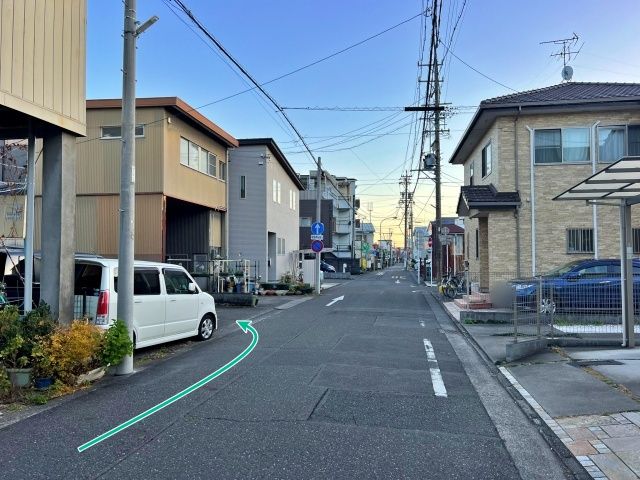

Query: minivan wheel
[197,315,215,341]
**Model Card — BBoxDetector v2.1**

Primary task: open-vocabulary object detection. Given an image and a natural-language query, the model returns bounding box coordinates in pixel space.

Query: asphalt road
[0,267,571,479]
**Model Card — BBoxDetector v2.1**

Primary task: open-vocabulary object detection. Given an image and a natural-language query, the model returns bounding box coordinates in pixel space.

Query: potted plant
[31,342,54,390]
[0,306,32,387]
[100,319,133,375]
[1,334,32,387]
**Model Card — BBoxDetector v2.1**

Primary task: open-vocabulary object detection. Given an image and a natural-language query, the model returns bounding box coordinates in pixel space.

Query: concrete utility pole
[117,1,157,375]
[315,157,322,295]
[399,172,412,270]
[433,51,442,281]
[24,123,36,313]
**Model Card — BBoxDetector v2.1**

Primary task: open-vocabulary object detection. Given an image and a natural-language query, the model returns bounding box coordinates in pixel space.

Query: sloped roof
[450,82,640,165]
[481,82,640,106]
[237,138,304,190]
[87,97,238,148]
[457,185,520,216]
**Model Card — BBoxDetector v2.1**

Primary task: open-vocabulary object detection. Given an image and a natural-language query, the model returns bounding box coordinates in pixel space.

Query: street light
[379,216,397,269]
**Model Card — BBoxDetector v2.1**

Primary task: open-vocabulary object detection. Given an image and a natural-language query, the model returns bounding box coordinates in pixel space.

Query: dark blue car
[512,259,640,314]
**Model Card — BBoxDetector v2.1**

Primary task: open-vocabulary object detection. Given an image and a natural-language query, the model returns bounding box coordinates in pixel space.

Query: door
[267,232,276,281]
[132,268,165,343]
[163,268,199,336]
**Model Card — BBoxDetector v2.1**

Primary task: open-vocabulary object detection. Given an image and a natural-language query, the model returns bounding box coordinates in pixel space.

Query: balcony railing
[335,222,351,234]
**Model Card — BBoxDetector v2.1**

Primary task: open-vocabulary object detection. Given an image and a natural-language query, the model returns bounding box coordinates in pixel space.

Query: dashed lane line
[423,339,448,398]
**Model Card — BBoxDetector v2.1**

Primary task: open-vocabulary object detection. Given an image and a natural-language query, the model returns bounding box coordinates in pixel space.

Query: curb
[426,288,591,480]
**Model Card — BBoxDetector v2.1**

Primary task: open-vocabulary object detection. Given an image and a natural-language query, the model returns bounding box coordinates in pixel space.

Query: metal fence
[447,270,638,343]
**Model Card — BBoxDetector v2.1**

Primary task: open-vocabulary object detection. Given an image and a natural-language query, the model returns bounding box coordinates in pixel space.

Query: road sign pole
[315,157,322,295]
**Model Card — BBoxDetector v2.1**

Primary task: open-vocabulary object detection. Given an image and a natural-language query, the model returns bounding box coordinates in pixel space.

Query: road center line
[423,339,447,398]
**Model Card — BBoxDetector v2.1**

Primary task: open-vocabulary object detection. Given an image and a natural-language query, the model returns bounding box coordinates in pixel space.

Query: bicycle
[440,271,467,299]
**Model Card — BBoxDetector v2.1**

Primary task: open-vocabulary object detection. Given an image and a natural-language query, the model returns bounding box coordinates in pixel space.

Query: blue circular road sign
[311,240,324,253]
[311,222,325,235]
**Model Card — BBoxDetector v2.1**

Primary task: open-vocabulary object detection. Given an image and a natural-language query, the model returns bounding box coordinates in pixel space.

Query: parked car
[510,259,640,314]
[75,258,217,349]
[320,260,336,273]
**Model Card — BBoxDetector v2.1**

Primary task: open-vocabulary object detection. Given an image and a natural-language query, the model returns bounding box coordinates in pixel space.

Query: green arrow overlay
[77,320,259,453]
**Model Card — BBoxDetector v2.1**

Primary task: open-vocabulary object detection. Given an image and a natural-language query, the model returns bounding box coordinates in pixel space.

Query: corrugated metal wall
[36,194,163,261]
[0,0,86,135]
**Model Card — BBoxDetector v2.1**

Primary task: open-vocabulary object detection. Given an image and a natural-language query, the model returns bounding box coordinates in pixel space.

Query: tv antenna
[540,33,583,82]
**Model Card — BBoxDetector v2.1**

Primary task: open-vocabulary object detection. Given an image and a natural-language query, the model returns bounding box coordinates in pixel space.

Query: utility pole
[315,157,322,295]
[433,33,443,281]
[117,1,157,375]
[399,172,412,270]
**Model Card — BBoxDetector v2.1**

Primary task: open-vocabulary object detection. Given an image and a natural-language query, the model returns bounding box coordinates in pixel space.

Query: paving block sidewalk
[441,297,640,479]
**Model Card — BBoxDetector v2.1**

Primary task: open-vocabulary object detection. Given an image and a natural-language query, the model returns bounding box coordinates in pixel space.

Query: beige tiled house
[452,83,640,289]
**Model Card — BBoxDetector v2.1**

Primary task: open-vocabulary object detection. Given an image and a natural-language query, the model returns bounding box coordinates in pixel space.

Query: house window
[534,128,590,164]
[179,137,217,177]
[598,126,625,163]
[633,228,640,254]
[276,182,281,203]
[630,126,640,156]
[100,124,144,139]
[240,176,246,199]
[289,190,296,210]
[277,238,286,255]
[481,143,492,177]
[469,161,474,186]
[218,161,226,181]
[475,228,479,260]
[208,152,217,176]
[566,228,594,254]
[300,217,312,227]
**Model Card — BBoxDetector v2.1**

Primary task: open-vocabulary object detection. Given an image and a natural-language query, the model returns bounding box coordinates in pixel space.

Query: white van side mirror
[188,283,197,293]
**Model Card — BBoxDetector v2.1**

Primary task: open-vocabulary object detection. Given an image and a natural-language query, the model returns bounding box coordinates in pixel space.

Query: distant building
[228,138,304,282]
[355,221,376,270]
[299,171,359,272]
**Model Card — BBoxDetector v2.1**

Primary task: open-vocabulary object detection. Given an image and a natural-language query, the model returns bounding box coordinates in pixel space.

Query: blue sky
[87,0,640,242]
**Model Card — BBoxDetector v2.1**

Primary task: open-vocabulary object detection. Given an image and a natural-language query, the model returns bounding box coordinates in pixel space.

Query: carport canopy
[554,156,640,347]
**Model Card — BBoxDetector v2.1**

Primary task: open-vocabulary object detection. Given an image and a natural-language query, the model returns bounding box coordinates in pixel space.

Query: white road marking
[325,295,345,307]
[376,272,385,276]
[412,290,420,293]
[395,280,400,284]
[423,339,447,397]
[419,320,425,327]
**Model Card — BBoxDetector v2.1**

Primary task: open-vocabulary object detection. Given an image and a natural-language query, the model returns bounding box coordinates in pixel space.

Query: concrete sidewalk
[440,295,640,479]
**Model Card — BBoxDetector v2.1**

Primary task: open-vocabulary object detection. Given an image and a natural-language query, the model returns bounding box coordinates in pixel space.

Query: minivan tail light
[96,290,109,325]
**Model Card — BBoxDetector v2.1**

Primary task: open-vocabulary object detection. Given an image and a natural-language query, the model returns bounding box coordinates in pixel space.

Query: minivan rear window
[115,269,161,295]
[75,263,102,296]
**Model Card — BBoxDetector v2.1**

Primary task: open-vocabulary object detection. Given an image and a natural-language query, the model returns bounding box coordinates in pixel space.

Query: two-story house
[40,97,238,263]
[452,82,640,291]
[228,138,303,282]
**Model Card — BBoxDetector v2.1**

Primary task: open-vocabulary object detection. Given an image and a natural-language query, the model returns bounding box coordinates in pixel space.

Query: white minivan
[74,258,217,349]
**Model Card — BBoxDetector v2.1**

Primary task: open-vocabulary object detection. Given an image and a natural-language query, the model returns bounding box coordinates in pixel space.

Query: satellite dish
[561,65,574,82]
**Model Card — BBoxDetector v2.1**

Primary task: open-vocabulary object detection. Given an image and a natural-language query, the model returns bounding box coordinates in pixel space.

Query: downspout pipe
[514,107,522,277]
[526,126,535,276]
[592,121,600,259]
[225,148,231,259]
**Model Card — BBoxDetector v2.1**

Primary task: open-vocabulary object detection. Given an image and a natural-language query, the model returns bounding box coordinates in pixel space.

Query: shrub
[44,321,103,384]
[0,367,11,396]
[21,303,56,358]
[100,319,133,367]
[0,306,21,352]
